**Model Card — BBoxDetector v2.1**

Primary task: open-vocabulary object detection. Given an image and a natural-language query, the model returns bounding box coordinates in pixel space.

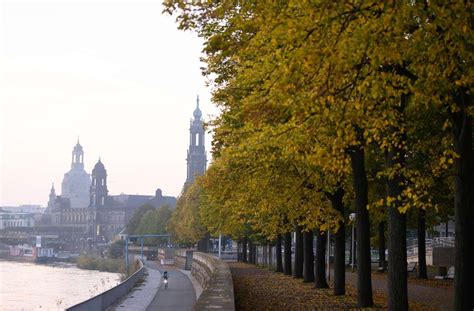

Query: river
[0,260,121,310]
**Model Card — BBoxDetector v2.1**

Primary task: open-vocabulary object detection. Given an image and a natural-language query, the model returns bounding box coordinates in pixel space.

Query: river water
[0,260,121,310]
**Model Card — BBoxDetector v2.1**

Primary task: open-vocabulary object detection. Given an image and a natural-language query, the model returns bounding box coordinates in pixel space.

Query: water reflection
[0,260,121,310]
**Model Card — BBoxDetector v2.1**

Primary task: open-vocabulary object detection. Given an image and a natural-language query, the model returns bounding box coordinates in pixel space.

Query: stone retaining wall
[191,252,235,311]
[175,249,193,270]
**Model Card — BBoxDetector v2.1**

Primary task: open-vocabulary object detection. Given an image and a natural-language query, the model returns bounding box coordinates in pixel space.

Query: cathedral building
[61,141,91,208]
[44,141,176,241]
[185,96,207,186]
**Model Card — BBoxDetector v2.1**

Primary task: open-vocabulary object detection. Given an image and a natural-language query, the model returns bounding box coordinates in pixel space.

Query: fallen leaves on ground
[371,272,454,289]
[230,262,433,311]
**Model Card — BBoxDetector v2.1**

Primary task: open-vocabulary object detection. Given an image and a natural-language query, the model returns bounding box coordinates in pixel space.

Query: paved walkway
[110,261,197,311]
[109,262,161,311]
[145,262,196,311]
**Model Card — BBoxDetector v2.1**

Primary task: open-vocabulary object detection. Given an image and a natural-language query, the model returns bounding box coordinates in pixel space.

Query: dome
[93,158,106,172]
[193,95,202,119]
[193,105,202,119]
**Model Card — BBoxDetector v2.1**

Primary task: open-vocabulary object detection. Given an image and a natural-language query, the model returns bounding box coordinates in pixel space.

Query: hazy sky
[0,0,218,206]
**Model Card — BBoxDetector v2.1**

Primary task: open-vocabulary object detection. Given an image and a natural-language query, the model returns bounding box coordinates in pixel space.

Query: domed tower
[90,158,108,208]
[71,141,84,170]
[186,95,207,185]
[61,139,91,208]
[46,183,56,212]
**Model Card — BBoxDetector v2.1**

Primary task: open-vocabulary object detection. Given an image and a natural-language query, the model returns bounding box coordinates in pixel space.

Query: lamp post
[326,230,331,281]
[218,234,222,259]
[349,213,356,272]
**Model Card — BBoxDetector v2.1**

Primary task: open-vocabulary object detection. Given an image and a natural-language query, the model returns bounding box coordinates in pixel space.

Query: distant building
[61,140,91,208]
[185,96,207,186]
[0,211,35,229]
[43,141,177,241]
[1,205,44,214]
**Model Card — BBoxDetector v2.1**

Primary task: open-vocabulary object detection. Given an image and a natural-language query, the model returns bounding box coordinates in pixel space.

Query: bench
[435,266,455,280]
[407,262,417,275]
[377,261,387,273]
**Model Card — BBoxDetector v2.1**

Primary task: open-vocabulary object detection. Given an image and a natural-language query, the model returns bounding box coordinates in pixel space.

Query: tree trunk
[386,95,409,311]
[249,240,255,264]
[284,231,292,275]
[268,242,273,269]
[349,143,373,307]
[294,225,304,278]
[276,234,283,272]
[378,222,386,268]
[303,230,315,282]
[237,240,241,261]
[254,244,257,264]
[328,188,346,295]
[242,236,248,263]
[315,229,328,288]
[452,90,474,311]
[417,209,428,279]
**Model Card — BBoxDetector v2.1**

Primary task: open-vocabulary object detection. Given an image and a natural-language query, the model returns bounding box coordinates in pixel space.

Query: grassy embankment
[76,255,141,280]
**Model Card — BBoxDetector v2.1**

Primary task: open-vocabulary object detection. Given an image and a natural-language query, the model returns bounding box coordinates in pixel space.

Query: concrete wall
[191,252,235,311]
[433,247,455,267]
[66,260,145,311]
[175,249,193,270]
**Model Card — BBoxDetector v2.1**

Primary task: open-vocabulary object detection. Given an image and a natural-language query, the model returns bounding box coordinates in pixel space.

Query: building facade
[0,211,35,229]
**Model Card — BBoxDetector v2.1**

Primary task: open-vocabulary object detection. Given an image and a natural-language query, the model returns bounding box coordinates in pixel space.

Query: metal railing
[406,237,455,257]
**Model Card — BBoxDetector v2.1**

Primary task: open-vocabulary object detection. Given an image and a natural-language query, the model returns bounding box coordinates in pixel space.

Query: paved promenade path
[109,261,162,311]
[110,261,196,311]
[145,261,196,311]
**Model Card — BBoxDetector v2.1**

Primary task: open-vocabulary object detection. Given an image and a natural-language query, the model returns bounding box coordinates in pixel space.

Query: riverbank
[75,255,141,280]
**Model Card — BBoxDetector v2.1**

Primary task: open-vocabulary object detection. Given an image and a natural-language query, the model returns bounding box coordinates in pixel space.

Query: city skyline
[0,1,218,206]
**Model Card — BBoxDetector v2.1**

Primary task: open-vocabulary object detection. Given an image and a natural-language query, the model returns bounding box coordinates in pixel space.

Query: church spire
[193,95,202,120]
[48,182,57,210]
[71,139,84,170]
[186,97,207,185]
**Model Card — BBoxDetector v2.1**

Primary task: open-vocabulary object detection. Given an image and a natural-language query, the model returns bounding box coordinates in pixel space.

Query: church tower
[71,140,84,170]
[90,159,108,208]
[186,96,207,185]
[61,140,91,208]
[46,183,56,211]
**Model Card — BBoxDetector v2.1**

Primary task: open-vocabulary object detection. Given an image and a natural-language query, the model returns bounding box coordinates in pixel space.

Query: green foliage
[168,183,207,244]
[127,204,156,235]
[107,240,125,259]
[134,205,173,245]
[76,254,125,273]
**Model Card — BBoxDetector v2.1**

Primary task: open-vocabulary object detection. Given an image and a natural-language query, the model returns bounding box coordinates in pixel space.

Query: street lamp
[349,213,356,272]
[326,230,331,281]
